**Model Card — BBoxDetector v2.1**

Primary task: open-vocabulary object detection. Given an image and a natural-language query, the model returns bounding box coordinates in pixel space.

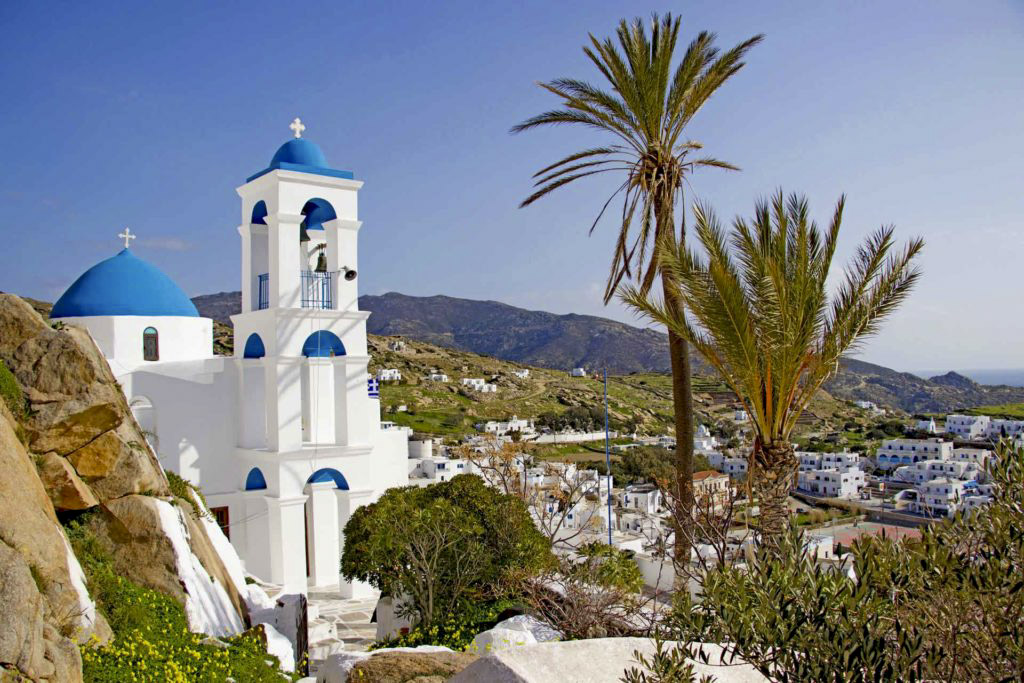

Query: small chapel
[50,120,411,595]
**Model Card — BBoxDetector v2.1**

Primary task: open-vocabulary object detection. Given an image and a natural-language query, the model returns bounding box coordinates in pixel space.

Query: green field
[965,403,1024,419]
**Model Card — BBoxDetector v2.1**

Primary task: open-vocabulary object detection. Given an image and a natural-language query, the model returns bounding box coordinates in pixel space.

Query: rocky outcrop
[0,293,251,678]
[0,401,105,682]
[450,639,768,683]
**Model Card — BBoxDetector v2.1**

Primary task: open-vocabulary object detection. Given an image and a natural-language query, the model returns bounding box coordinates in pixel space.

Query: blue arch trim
[302,331,346,358]
[245,467,268,491]
[307,468,349,490]
[300,198,337,231]
[242,333,266,359]
[251,200,268,225]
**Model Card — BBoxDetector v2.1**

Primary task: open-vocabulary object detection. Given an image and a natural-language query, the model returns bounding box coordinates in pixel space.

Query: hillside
[188,290,1024,414]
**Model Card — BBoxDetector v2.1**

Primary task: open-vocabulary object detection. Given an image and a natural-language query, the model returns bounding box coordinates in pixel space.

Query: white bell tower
[228,120,403,594]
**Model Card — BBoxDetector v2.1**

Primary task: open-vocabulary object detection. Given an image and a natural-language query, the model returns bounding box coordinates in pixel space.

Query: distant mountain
[188,290,1024,414]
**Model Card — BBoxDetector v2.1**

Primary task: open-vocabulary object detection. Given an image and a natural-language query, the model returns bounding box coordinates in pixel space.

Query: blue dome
[270,138,329,168]
[52,249,199,319]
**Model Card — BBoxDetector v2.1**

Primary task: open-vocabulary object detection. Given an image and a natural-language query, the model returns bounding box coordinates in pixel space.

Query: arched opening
[251,200,268,225]
[242,333,266,359]
[244,467,268,491]
[304,467,348,585]
[301,331,345,358]
[143,327,159,361]
[300,198,336,232]
[307,468,350,490]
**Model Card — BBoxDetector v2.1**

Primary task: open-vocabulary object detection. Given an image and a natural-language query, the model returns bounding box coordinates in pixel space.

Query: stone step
[308,617,336,644]
[308,639,352,673]
[307,603,320,621]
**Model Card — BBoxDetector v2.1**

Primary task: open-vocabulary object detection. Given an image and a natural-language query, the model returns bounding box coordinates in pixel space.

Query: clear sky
[1,1,1021,372]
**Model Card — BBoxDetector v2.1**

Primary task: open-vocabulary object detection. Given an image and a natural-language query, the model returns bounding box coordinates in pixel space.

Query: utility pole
[604,369,612,545]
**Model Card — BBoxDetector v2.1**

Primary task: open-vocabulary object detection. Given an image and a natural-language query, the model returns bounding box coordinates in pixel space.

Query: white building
[734,409,749,422]
[721,457,748,476]
[621,484,662,515]
[570,367,587,377]
[952,447,993,468]
[893,459,981,485]
[912,478,967,518]
[512,369,530,379]
[376,368,402,382]
[987,418,1024,440]
[461,377,497,393]
[427,372,449,383]
[49,123,410,595]
[413,456,473,482]
[945,414,990,440]
[476,415,535,437]
[916,418,937,434]
[797,450,862,472]
[797,468,865,498]
[874,438,953,471]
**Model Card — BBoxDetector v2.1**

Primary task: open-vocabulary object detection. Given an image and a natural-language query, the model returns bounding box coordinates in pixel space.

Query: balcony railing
[253,271,336,310]
[257,273,269,310]
[301,270,334,309]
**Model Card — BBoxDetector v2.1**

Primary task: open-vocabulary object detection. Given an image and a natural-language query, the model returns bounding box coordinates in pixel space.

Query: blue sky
[1,1,1022,372]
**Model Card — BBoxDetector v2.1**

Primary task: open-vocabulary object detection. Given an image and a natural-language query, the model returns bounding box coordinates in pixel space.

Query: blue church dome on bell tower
[246,117,355,182]
[52,249,199,318]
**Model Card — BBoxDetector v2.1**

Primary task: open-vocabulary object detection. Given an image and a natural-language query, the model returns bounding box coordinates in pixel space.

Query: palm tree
[621,191,923,546]
[512,13,762,566]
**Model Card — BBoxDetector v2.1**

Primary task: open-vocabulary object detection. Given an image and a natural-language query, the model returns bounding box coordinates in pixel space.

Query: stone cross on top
[119,228,136,249]
[289,117,305,139]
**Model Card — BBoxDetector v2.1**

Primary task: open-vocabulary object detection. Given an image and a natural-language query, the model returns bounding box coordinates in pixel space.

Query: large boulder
[450,639,769,683]
[0,294,167,501]
[316,646,476,683]
[0,403,111,646]
[470,625,536,655]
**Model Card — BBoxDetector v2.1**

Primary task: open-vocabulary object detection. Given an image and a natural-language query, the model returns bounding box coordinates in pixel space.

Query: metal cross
[289,117,305,138]
[118,228,136,249]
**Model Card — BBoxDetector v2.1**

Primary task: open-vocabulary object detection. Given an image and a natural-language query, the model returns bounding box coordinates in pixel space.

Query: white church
[50,120,410,595]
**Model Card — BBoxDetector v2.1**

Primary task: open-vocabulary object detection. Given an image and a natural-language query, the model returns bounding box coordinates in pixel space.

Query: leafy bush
[0,360,26,418]
[370,599,516,652]
[164,470,210,521]
[660,440,1024,682]
[65,515,294,682]
[574,542,644,593]
[342,474,552,630]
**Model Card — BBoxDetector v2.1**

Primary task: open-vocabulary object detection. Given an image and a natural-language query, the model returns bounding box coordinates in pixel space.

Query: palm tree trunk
[751,441,798,548]
[656,192,695,579]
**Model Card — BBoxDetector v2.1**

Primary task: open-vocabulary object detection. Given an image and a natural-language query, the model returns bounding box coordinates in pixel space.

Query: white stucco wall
[62,315,213,365]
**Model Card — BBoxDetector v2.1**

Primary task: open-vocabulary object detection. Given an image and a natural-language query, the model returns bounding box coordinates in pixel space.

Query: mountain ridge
[112,290,1024,414]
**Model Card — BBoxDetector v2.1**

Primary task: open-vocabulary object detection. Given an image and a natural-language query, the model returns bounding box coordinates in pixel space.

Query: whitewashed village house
[376,368,402,381]
[49,122,410,595]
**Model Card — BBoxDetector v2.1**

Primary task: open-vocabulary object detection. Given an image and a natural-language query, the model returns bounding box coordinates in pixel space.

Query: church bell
[315,250,328,273]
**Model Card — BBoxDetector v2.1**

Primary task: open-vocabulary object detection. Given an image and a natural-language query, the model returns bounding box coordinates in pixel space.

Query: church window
[211,506,230,540]
[143,327,159,361]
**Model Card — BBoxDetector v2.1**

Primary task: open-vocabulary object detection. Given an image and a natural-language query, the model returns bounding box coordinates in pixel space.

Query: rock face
[315,646,476,683]
[450,639,769,683]
[0,293,250,678]
[0,402,99,682]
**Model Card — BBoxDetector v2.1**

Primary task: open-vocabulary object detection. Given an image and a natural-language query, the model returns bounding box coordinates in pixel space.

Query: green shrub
[65,515,294,682]
[370,599,516,652]
[342,474,552,629]
[0,361,26,419]
[574,542,644,593]
[165,470,209,520]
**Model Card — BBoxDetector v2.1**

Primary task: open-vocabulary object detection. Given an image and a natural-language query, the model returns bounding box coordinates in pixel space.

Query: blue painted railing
[257,274,269,310]
[301,271,334,309]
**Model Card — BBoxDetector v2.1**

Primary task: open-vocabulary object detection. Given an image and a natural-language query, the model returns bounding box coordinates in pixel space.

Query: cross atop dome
[119,227,136,249]
[289,117,305,139]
